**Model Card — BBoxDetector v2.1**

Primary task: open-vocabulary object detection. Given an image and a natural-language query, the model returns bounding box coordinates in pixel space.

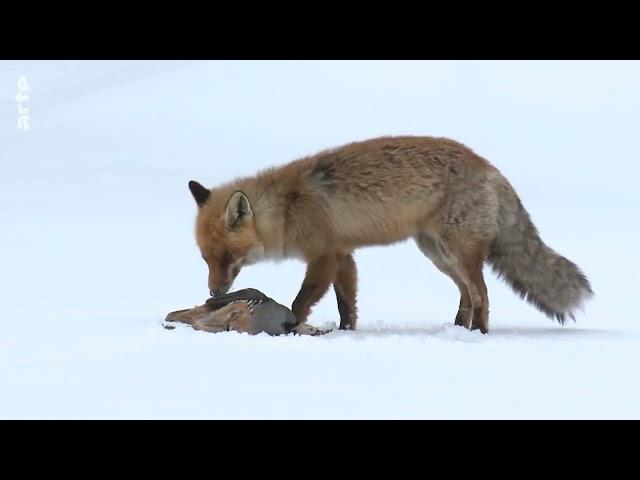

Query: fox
[188,136,593,333]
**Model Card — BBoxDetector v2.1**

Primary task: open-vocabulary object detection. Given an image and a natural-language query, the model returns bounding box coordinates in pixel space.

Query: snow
[1,60,639,418]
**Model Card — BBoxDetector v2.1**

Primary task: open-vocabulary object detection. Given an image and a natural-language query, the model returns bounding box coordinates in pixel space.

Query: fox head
[188,180,265,296]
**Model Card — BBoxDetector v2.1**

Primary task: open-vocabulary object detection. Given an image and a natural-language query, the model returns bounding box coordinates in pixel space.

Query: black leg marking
[470,307,488,334]
[335,286,354,330]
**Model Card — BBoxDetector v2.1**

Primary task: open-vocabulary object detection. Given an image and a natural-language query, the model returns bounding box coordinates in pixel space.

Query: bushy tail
[487,180,593,323]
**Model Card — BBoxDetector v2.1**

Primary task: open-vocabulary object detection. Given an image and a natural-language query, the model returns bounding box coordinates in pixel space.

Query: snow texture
[1,60,639,418]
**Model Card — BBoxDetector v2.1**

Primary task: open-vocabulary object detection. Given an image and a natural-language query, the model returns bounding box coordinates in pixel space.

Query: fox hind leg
[463,256,489,333]
[440,239,490,334]
[414,233,473,328]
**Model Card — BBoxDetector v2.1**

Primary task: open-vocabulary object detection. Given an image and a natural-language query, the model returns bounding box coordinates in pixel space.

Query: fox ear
[188,180,210,207]
[225,191,253,228]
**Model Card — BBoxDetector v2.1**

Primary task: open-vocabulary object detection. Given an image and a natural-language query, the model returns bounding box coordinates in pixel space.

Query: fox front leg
[291,254,341,325]
[333,253,358,330]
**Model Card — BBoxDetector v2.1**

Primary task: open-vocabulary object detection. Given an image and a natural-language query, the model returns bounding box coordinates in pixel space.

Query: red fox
[188,136,593,333]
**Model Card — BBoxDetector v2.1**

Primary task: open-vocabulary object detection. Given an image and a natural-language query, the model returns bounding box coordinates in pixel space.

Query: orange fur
[189,135,592,332]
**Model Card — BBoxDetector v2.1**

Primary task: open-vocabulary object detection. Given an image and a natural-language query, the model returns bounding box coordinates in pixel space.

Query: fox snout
[210,284,232,297]
[209,272,233,296]
[208,267,240,296]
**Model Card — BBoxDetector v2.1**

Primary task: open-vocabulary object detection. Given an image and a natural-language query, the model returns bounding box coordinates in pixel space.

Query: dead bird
[163,288,330,336]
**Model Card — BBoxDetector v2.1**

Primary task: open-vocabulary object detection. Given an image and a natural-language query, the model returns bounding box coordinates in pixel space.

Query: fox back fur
[188,136,593,333]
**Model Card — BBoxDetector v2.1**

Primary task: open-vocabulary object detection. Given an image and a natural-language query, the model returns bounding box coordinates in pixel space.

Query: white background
[1,61,638,418]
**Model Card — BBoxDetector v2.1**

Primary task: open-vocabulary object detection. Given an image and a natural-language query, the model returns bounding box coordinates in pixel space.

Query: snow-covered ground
[1,60,639,419]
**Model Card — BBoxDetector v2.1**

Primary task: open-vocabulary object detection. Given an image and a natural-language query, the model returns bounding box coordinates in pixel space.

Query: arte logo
[16,76,30,131]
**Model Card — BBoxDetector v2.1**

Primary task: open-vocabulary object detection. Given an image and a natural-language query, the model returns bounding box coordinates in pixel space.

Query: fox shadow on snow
[315,323,621,341]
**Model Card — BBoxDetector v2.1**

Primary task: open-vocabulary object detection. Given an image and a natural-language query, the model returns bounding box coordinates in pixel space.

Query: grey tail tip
[555,312,575,326]
[525,288,593,326]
